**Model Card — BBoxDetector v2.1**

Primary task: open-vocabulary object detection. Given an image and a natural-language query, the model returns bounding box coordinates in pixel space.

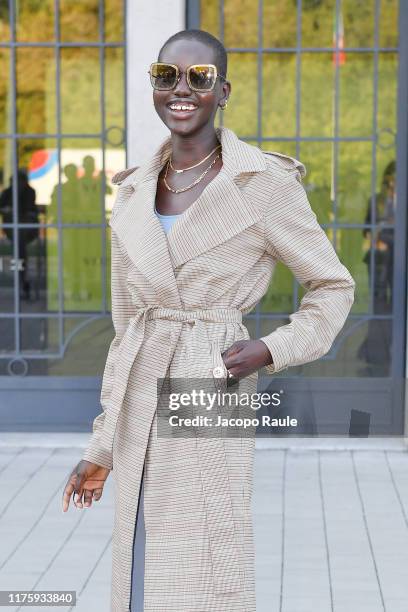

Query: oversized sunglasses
[148,62,226,92]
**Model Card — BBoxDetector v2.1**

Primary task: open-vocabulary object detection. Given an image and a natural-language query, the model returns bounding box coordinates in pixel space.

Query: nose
[173,69,192,95]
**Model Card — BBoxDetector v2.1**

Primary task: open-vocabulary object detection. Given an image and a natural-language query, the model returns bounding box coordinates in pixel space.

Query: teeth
[169,104,197,111]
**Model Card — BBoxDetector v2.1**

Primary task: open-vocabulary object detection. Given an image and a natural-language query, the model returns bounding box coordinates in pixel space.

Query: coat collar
[110,126,268,308]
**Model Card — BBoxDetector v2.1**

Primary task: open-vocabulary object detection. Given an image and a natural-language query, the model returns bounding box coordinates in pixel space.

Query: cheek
[153,91,169,110]
[196,95,219,116]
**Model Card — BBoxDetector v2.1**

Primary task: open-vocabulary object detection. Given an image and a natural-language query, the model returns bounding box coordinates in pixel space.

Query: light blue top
[154,205,182,234]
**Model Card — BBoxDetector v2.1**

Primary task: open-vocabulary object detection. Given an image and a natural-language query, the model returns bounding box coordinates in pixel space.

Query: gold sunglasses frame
[148,62,226,92]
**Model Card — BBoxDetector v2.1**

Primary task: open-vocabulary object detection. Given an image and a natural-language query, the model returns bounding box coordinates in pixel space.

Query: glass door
[190,0,406,435]
[0,1,126,429]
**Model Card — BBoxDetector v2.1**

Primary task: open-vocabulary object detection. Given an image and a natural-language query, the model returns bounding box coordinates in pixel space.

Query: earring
[220,100,228,110]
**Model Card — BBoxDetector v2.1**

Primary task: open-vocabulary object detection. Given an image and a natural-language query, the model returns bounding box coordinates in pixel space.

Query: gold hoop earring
[220,100,228,110]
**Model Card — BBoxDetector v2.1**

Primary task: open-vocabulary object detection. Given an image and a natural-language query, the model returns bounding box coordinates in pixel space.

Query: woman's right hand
[62,460,111,512]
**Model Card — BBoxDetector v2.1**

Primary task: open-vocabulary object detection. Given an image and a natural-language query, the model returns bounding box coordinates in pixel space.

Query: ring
[226,369,239,387]
[212,366,225,378]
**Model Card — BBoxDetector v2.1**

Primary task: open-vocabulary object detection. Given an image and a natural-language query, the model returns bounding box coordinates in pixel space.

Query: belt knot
[131,306,243,325]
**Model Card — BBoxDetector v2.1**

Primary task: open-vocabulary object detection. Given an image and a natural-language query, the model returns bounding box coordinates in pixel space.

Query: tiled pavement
[0,435,407,612]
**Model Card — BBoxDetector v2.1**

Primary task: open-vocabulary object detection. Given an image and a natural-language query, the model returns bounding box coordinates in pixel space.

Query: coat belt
[99,306,243,456]
[100,305,246,594]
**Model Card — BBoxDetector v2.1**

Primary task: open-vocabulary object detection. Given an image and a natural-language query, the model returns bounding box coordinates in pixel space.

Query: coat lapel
[109,126,268,291]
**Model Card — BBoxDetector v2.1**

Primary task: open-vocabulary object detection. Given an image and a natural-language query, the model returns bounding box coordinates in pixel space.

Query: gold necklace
[169,144,222,173]
[163,152,221,194]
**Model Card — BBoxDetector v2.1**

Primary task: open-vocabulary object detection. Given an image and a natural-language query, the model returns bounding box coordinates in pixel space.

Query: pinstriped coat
[82,125,355,611]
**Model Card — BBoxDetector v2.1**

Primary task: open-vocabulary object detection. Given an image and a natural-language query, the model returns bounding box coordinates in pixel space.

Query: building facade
[0,1,407,436]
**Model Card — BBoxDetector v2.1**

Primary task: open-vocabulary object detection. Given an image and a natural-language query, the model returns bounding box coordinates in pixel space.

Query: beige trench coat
[81,125,355,611]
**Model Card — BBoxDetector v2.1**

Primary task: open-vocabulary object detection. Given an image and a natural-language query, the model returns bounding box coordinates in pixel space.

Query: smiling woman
[62,27,355,612]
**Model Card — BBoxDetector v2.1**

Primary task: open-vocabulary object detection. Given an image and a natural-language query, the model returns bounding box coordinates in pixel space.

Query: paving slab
[0,437,407,611]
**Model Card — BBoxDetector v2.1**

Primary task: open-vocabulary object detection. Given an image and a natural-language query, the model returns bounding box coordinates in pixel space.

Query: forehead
[159,39,216,68]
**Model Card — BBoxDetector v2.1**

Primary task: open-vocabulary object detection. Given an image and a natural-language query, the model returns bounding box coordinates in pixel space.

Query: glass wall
[198,0,402,433]
[0,1,126,378]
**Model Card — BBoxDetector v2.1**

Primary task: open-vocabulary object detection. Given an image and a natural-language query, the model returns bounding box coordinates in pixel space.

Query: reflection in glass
[290,319,381,378]
[60,47,101,135]
[0,4,10,42]
[339,53,373,137]
[379,0,398,48]
[0,48,10,134]
[342,0,374,48]
[260,261,294,314]
[224,0,257,48]
[105,47,125,136]
[60,0,99,42]
[0,318,14,355]
[356,318,392,378]
[21,317,58,353]
[0,1,125,378]
[360,160,396,373]
[64,317,113,375]
[17,139,55,312]
[0,172,39,304]
[16,0,54,42]
[264,0,296,48]
[65,230,101,313]
[200,0,219,40]
[301,53,333,138]
[0,226,14,313]
[224,53,257,137]
[301,0,335,48]
[377,53,397,135]
[356,192,394,379]
[17,48,56,134]
[336,229,368,315]
[46,228,103,312]
[338,142,372,223]
[261,141,297,158]
[105,0,124,42]
[46,317,114,375]
[56,140,112,222]
[300,142,333,225]
[262,54,296,138]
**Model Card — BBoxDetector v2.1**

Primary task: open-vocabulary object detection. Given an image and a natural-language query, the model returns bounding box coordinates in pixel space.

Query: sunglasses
[148,62,226,92]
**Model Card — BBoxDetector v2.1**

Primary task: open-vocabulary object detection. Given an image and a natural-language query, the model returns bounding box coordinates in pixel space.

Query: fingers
[222,340,246,359]
[93,488,104,502]
[73,471,85,508]
[83,489,94,508]
[62,479,75,512]
[62,468,84,511]
[62,471,82,511]
[62,468,106,512]
[74,487,103,508]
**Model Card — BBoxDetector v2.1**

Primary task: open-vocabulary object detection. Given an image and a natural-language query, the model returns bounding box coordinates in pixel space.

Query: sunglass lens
[150,63,177,90]
[189,65,217,90]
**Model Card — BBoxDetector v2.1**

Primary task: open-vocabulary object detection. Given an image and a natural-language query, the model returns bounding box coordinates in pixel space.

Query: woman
[62,29,355,612]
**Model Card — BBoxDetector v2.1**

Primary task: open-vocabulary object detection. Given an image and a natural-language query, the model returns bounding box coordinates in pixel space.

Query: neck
[169,125,221,168]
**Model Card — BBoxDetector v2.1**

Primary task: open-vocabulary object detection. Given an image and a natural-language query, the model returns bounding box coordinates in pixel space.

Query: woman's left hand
[222,339,273,380]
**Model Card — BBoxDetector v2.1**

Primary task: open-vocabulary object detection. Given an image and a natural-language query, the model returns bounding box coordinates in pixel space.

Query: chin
[165,121,201,136]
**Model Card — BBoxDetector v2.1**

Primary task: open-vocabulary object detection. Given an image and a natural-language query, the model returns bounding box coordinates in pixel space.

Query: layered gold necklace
[163,143,222,194]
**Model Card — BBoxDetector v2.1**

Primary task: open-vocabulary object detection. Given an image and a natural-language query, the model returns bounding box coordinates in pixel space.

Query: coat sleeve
[81,228,136,469]
[259,170,356,375]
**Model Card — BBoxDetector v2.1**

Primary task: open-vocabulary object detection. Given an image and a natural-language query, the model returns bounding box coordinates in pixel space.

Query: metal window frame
[0,0,127,369]
[187,0,406,359]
